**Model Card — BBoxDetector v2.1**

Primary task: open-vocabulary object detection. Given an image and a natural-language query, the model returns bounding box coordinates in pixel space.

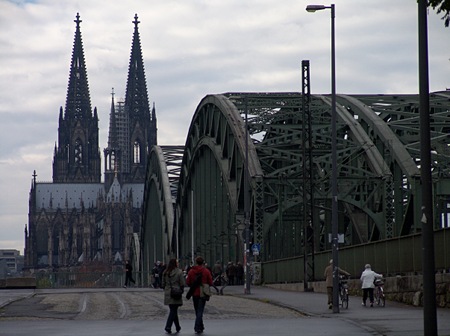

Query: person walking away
[226,262,236,285]
[124,260,135,288]
[186,256,213,334]
[360,263,382,307]
[324,259,350,309]
[212,260,223,286]
[152,261,162,288]
[162,258,186,334]
[235,262,244,285]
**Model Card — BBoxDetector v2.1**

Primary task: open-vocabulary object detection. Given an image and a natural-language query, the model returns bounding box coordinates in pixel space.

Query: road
[1,286,450,335]
[0,287,301,321]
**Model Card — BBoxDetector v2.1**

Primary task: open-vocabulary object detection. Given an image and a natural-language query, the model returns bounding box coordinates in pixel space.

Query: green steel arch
[176,94,264,268]
[141,145,183,285]
[173,92,450,266]
[142,91,450,282]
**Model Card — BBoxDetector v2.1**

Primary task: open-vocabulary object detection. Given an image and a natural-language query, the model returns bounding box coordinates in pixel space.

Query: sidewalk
[224,285,450,335]
[0,289,35,308]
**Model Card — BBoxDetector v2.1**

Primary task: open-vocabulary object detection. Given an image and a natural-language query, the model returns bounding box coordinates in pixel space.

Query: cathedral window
[110,152,116,170]
[75,139,83,164]
[133,141,140,164]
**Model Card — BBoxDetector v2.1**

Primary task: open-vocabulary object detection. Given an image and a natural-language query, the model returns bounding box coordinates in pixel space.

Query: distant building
[0,249,24,277]
[24,13,157,270]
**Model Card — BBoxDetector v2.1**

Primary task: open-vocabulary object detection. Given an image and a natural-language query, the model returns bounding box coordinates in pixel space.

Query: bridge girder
[141,145,183,285]
[143,91,450,269]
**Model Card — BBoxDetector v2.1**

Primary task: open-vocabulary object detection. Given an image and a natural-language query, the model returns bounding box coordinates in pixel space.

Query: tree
[428,0,450,26]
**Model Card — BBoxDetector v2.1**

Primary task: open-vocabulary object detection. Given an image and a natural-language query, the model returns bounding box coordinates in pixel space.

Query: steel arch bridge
[141,91,450,284]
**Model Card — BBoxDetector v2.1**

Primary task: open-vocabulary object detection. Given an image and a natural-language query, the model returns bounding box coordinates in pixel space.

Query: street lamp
[306,3,339,313]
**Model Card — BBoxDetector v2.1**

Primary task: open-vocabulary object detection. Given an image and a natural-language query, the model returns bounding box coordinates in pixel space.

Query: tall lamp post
[306,3,339,313]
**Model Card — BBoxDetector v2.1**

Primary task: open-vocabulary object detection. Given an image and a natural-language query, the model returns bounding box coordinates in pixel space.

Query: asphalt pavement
[1,285,450,336]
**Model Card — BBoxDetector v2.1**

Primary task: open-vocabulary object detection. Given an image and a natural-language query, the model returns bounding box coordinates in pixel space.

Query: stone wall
[265,273,450,308]
[0,277,36,289]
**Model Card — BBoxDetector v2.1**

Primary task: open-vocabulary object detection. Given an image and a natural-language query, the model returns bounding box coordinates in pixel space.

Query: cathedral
[24,13,157,270]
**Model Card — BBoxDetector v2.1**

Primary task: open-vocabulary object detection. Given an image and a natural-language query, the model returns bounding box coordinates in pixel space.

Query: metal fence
[33,229,449,287]
[35,271,147,289]
[262,228,450,284]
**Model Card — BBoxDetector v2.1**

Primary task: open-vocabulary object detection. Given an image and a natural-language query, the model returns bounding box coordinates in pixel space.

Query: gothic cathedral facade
[24,14,157,270]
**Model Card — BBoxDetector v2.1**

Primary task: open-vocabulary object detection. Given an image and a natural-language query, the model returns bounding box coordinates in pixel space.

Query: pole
[418,1,437,334]
[244,96,251,294]
[329,3,339,314]
[191,189,195,265]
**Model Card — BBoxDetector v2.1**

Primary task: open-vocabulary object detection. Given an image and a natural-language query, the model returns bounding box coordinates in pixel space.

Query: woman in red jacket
[186,256,213,334]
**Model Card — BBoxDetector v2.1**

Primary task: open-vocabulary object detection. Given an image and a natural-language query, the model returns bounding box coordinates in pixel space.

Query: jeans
[165,304,181,331]
[326,286,333,305]
[192,297,207,332]
[362,288,374,304]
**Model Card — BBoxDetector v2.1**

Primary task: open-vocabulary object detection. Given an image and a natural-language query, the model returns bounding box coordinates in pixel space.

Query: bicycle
[374,278,385,307]
[339,275,349,309]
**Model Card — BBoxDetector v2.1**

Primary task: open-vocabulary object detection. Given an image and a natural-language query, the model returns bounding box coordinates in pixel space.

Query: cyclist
[324,259,350,309]
[360,263,382,307]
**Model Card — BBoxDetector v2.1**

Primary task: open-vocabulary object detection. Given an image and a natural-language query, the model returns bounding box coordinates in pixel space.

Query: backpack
[185,272,203,300]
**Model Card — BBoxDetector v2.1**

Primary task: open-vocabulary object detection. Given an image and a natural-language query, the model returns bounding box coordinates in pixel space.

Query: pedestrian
[360,263,382,307]
[186,256,213,334]
[162,258,185,334]
[152,261,162,288]
[324,259,350,309]
[235,262,244,285]
[226,261,236,285]
[212,260,223,286]
[123,260,135,288]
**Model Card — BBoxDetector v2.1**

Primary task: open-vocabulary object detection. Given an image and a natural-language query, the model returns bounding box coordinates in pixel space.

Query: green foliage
[428,0,450,27]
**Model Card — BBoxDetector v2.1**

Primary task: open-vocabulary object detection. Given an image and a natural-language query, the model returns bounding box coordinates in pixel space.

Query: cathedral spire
[108,88,118,149]
[122,14,156,183]
[53,13,101,183]
[65,12,92,120]
[125,14,150,127]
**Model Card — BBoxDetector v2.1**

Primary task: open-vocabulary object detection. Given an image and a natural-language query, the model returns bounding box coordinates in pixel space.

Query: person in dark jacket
[235,262,244,285]
[186,256,213,334]
[123,260,135,288]
[162,258,186,334]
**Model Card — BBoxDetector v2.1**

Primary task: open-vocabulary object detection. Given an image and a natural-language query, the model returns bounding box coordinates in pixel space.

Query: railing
[262,228,450,284]
[35,271,147,289]
[32,229,450,287]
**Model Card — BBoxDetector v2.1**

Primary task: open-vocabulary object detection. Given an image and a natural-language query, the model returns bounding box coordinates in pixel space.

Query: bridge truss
[141,91,450,279]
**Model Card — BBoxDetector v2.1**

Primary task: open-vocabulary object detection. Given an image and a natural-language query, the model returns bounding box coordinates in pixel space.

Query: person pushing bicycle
[324,259,350,309]
[360,263,382,307]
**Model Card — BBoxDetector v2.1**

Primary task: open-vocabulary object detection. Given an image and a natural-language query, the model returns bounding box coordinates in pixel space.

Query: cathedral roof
[34,182,144,210]
[35,183,103,209]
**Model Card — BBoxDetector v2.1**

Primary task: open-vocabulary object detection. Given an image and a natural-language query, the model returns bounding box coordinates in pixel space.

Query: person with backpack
[186,256,213,334]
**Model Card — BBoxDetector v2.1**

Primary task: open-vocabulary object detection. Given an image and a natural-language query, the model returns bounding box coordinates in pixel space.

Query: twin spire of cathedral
[53,13,157,186]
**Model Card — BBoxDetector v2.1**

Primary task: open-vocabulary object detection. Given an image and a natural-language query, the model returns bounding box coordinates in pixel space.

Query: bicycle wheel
[379,289,385,307]
[342,291,349,309]
[374,288,380,305]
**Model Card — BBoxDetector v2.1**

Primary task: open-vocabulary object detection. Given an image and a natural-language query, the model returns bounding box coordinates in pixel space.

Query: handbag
[170,287,184,300]
[200,283,211,301]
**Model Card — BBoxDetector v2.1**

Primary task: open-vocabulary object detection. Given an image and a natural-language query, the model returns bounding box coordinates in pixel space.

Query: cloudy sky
[0,0,449,254]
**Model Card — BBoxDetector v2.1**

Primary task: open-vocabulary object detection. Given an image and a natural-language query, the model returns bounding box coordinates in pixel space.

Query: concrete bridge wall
[266,273,450,308]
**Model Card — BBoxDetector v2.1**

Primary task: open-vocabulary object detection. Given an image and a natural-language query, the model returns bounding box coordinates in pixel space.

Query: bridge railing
[262,228,450,284]
[35,271,148,289]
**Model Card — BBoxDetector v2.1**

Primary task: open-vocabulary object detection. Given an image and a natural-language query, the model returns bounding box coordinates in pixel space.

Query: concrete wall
[0,277,36,289]
[265,273,450,308]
